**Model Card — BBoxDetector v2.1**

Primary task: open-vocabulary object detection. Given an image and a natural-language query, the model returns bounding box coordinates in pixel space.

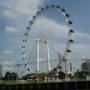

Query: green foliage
[58,72,65,79]
[74,71,90,79]
[3,71,18,80]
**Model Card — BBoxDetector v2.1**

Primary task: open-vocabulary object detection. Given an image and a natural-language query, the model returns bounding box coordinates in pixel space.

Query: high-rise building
[0,64,2,79]
[81,59,90,71]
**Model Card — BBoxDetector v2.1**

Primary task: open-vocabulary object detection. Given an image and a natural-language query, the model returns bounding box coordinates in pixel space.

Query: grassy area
[0,80,28,84]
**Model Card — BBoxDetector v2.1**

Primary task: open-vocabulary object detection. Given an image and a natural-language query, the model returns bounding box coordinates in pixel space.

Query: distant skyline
[0,0,90,73]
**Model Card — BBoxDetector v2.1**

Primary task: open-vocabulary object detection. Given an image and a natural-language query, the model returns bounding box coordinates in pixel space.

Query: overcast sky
[0,0,90,73]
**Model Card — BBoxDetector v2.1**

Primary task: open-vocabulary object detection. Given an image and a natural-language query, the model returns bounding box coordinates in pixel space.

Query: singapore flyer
[22,4,74,75]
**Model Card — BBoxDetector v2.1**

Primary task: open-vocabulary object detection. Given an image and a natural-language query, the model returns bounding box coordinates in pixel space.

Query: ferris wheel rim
[22,4,74,73]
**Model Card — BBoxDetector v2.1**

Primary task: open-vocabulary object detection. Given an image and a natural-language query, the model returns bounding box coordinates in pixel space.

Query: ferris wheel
[21,5,74,74]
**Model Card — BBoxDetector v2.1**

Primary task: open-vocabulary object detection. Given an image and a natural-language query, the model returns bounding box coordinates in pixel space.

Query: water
[0,81,90,90]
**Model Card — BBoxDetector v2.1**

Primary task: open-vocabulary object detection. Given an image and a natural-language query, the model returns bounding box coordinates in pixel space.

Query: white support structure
[36,39,40,73]
[46,41,51,72]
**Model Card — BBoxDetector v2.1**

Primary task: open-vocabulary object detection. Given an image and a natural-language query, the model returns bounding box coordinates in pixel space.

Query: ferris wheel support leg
[47,41,51,72]
[36,39,40,73]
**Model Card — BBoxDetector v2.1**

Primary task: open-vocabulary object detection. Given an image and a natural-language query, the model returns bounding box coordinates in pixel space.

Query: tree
[74,71,90,79]
[58,72,65,79]
[11,72,18,80]
[3,71,18,80]
[3,71,11,80]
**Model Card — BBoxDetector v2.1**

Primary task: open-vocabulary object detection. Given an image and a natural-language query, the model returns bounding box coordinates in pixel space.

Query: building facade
[0,64,2,79]
[81,59,90,71]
